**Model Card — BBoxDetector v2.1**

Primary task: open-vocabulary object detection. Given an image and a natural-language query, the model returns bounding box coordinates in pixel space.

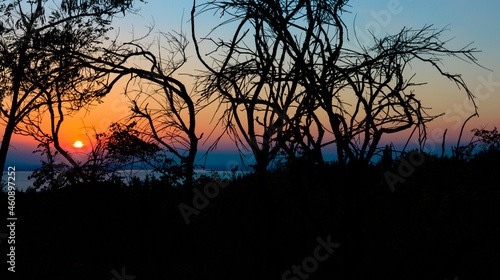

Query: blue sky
[4,0,500,171]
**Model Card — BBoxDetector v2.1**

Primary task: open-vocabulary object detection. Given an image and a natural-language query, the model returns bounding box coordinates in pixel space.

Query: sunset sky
[4,0,500,170]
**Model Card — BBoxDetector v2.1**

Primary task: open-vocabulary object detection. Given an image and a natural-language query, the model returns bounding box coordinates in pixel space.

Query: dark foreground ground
[1,150,500,280]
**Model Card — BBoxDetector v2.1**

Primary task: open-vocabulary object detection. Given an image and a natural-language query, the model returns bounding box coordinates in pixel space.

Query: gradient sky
[4,0,500,170]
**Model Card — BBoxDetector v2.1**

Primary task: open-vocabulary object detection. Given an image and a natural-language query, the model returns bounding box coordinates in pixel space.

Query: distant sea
[2,171,34,191]
[2,170,248,192]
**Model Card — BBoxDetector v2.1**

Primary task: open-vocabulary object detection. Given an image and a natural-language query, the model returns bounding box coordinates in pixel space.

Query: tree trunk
[184,144,197,189]
[255,174,281,279]
[254,151,270,175]
[0,119,17,179]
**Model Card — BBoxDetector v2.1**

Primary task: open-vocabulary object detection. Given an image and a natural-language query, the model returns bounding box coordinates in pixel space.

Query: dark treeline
[1,143,499,279]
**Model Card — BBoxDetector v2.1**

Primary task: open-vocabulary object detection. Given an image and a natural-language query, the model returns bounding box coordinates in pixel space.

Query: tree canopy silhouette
[66,29,200,188]
[0,0,142,177]
[1,0,199,188]
[191,0,480,170]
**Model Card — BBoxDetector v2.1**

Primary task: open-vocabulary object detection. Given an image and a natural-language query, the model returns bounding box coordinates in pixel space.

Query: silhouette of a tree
[14,51,111,184]
[452,126,500,161]
[1,0,198,187]
[81,122,163,184]
[329,26,479,164]
[127,31,200,188]
[0,0,141,176]
[29,121,173,189]
[191,0,324,172]
[66,30,200,188]
[472,127,500,148]
[192,0,480,167]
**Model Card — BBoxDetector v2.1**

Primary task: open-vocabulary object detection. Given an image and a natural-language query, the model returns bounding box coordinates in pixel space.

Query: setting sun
[73,141,83,148]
